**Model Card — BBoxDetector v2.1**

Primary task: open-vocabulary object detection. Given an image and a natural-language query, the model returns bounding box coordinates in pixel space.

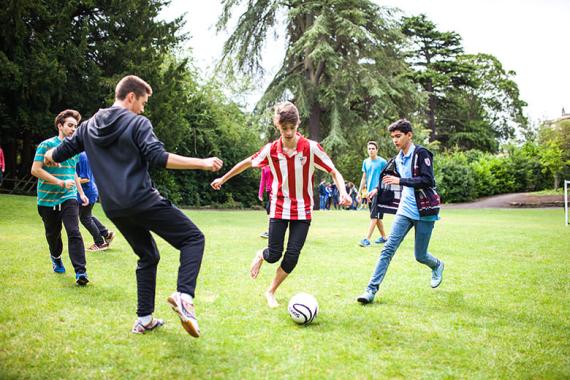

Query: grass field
[0,194,569,379]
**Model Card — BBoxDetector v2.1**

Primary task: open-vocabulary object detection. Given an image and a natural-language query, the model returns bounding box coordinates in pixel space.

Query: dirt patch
[443,192,565,209]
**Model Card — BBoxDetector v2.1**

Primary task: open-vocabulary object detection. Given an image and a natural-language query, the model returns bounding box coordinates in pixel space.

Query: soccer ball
[288,293,318,325]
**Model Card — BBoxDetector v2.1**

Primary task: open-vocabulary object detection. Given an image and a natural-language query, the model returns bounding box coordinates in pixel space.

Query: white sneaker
[167,292,200,337]
[431,261,444,288]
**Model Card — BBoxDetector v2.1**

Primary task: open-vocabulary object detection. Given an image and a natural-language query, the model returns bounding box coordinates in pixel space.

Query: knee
[280,251,300,273]
[264,247,282,264]
[139,251,161,267]
[415,255,429,265]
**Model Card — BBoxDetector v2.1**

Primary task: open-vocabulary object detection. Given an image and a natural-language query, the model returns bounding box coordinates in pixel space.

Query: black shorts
[369,195,384,220]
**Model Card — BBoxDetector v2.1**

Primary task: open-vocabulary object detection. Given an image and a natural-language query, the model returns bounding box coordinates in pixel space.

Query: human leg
[252,218,287,278]
[38,205,64,272]
[365,215,413,295]
[92,216,109,239]
[412,220,438,269]
[412,219,444,288]
[38,205,63,258]
[265,220,310,307]
[79,202,106,245]
[366,218,377,241]
[61,200,87,275]
[110,215,160,317]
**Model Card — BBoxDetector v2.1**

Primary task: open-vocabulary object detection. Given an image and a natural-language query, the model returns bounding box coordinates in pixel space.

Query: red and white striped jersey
[251,134,336,220]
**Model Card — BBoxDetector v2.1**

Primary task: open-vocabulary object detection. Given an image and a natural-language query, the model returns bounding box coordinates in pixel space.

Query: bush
[435,152,477,203]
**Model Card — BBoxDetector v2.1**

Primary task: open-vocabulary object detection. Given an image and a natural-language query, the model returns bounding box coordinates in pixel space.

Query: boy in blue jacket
[356,119,444,304]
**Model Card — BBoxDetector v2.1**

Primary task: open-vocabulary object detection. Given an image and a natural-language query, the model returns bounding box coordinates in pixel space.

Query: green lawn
[0,194,569,379]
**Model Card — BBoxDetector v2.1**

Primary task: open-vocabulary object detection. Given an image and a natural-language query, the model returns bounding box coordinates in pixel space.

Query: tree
[217,0,421,147]
[538,119,570,189]
[0,0,184,177]
[401,14,473,142]
[402,16,528,152]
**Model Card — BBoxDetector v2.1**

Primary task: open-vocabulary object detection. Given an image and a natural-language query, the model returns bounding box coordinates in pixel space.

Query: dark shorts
[369,195,384,220]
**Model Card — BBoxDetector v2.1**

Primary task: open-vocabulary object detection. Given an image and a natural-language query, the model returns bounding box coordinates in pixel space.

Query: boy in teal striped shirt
[31,109,90,285]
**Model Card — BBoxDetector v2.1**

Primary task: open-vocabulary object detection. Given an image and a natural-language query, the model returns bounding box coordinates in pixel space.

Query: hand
[339,193,352,207]
[356,195,361,202]
[258,195,263,202]
[210,178,224,190]
[61,180,74,189]
[382,175,400,185]
[367,188,378,201]
[43,148,60,167]
[80,193,89,206]
[203,157,223,172]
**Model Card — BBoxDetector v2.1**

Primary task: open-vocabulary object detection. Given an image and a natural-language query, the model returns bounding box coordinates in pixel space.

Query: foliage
[401,15,528,152]
[434,152,477,203]
[2,195,570,378]
[435,143,551,202]
[538,119,570,189]
[0,0,185,173]
[217,0,423,144]
[150,70,262,207]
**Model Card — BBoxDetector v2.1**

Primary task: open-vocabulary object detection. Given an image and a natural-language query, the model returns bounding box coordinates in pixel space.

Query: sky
[160,0,570,123]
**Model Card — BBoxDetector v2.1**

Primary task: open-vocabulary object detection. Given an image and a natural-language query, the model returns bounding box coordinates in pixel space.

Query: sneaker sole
[167,296,200,338]
[356,297,373,304]
[87,246,109,252]
[76,277,89,286]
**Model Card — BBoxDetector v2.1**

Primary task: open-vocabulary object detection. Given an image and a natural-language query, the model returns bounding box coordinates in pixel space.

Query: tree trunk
[308,103,321,141]
[554,174,560,190]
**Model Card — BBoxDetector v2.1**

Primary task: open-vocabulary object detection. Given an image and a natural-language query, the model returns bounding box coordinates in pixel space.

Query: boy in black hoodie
[44,75,223,337]
[356,119,444,304]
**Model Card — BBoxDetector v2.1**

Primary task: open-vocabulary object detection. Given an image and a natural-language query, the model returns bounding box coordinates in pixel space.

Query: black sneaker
[75,273,89,286]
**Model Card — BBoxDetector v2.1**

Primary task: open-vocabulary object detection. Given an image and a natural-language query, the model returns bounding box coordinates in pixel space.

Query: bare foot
[250,250,264,279]
[265,291,279,308]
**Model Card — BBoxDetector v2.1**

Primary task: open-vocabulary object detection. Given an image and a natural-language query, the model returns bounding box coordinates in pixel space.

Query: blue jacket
[375,145,440,217]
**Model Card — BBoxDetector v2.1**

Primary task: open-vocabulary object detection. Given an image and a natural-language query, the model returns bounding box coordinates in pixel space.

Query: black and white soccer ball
[288,293,318,325]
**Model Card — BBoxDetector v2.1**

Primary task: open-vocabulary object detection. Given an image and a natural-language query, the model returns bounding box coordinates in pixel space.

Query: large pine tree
[217,0,421,147]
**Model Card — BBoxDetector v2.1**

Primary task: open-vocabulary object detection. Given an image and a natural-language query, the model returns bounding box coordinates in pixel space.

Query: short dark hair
[273,101,300,126]
[367,141,378,148]
[54,109,81,129]
[115,75,153,100]
[388,119,413,134]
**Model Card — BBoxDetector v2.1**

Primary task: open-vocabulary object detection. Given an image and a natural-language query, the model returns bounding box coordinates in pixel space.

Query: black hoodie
[52,106,169,217]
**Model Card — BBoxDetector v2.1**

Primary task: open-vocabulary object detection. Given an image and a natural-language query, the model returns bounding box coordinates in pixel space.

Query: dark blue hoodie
[52,106,169,217]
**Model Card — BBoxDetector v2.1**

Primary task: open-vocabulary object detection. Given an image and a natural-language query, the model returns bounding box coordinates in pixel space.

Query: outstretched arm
[166,153,223,171]
[210,157,253,190]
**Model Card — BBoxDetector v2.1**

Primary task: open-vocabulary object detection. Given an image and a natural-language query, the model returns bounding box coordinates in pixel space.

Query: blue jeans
[319,195,327,210]
[366,214,439,294]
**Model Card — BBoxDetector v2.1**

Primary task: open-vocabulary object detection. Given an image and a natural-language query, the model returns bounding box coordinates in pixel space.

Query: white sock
[180,292,193,304]
[139,315,152,325]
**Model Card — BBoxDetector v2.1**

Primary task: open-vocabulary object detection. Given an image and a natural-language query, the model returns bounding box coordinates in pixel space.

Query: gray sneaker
[356,291,375,304]
[431,261,444,288]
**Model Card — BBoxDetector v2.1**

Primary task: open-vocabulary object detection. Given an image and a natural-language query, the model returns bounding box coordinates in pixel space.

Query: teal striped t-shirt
[34,136,79,207]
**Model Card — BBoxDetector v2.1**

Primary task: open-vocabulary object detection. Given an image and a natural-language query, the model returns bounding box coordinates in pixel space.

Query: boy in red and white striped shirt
[211,102,351,308]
